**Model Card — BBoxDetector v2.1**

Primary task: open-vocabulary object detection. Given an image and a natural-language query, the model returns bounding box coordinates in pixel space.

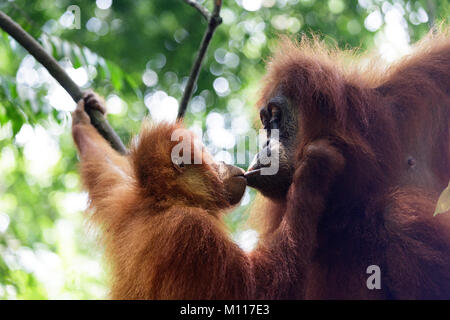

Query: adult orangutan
[246,30,450,299]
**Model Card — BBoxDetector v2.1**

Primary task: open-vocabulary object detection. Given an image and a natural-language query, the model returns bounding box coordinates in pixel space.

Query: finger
[84,92,106,115]
[84,93,96,105]
[76,98,85,112]
[82,90,94,99]
[83,92,98,108]
[72,109,90,125]
[87,100,105,114]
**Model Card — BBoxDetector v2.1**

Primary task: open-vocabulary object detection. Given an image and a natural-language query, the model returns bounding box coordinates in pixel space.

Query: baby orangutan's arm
[71,92,132,207]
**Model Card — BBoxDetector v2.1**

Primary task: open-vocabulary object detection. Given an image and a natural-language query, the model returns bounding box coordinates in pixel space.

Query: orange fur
[73,119,337,299]
[252,29,450,298]
[72,28,450,299]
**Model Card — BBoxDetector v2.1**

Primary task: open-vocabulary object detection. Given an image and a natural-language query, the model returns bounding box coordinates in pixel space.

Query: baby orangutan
[72,92,345,299]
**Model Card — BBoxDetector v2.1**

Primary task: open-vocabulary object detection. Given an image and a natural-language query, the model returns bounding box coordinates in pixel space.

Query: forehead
[258,84,290,111]
[258,78,288,108]
[169,128,214,162]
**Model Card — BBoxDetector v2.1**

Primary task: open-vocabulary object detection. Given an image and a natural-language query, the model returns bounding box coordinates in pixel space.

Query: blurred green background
[0,0,448,299]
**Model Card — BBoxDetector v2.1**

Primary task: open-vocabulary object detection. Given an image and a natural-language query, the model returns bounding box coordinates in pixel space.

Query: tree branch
[182,0,211,21]
[178,0,222,119]
[0,10,127,154]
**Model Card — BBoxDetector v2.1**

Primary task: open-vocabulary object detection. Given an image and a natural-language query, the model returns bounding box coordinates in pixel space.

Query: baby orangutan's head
[130,121,246,212]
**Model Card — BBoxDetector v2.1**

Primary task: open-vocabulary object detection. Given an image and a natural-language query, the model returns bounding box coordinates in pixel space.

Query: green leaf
[8,81,18,99]
[50,36,62,58]
[434,182,450,216]
[71,45,87,69]
[106,61,124,91]
[98,58,110,81]
[125,74,139,90]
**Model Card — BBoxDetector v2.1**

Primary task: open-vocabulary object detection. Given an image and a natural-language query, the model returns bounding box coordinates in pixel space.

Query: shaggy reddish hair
[251,29,450,298]
[74,29,450,299]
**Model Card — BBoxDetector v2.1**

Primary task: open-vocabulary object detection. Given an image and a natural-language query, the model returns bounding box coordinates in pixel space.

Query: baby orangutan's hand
[71,91,107,126]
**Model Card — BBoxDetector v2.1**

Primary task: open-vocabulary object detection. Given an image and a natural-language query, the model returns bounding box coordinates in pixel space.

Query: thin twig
[178,0,222,119]
[183,0,211,21]
[0,10,127,154]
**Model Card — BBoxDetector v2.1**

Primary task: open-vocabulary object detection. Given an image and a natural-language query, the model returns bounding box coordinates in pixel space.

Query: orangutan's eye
[260,107,270,130]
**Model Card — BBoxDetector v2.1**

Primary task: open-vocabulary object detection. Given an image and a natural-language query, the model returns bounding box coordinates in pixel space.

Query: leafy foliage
[435,183,450,216]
